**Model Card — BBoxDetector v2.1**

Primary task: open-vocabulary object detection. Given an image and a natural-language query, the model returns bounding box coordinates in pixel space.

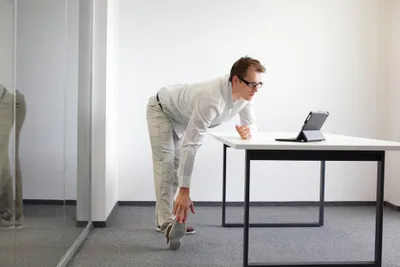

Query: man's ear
[232,75,238,84]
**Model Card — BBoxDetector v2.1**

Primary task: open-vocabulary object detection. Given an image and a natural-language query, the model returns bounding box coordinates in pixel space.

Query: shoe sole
[168,220,186,250]
[158,227,195,235]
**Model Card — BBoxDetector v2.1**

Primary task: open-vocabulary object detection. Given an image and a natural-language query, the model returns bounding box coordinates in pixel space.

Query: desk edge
[208,133,400,151]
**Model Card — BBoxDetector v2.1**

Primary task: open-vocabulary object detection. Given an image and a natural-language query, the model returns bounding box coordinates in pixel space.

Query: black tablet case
[275,111,329,142]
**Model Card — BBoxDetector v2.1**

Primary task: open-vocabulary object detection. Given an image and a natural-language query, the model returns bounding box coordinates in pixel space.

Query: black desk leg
[243,150,251,267]
[222,144,227,227]
[319,161,326,225]
[375,154,385,266]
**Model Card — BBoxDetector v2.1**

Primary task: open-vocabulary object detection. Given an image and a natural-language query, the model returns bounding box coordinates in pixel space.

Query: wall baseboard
[92,221,106,227]
[23,199,77,205]
[91,201,119,228]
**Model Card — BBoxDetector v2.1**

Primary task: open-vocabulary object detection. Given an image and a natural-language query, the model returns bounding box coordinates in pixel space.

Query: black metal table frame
[222,144,326,228]
[221,144,385,267]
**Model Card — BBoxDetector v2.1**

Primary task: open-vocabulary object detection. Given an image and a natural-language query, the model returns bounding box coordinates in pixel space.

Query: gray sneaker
[165,219,186,250]
[0,210,14,230]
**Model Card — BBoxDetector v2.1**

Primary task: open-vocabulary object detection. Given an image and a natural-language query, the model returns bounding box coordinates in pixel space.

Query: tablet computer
[275,110,329,142]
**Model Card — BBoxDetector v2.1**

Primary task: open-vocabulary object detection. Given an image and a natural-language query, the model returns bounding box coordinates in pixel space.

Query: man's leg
[14,90,26,229]
[146,95,187,249]
[156,131,180,232]
[146,96,181,226]
[0,89,15,230]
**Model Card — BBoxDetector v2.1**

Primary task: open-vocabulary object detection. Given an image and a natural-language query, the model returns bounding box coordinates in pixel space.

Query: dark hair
[229,56,266,81]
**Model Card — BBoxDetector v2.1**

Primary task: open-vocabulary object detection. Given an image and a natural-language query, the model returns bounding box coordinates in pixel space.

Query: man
[146,56,265,249]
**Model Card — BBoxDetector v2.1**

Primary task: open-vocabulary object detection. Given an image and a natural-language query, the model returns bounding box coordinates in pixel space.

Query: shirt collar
[220,74,234,109]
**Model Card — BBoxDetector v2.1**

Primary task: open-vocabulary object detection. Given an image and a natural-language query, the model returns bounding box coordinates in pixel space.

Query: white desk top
[208,132,400,151]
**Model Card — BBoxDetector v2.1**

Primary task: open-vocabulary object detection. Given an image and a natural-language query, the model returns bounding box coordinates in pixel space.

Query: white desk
[208,132,400,267]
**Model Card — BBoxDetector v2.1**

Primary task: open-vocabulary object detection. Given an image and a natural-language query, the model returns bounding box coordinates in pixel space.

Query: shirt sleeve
[239,100,258,134]
[177,98,219,188]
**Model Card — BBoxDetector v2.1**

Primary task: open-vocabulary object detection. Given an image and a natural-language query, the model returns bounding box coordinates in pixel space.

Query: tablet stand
[299,130,326,142]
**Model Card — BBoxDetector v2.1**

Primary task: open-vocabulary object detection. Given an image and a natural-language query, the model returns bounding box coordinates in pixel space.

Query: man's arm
[238,100,258,134]
[173,98,219,223]
[177,98,219,188]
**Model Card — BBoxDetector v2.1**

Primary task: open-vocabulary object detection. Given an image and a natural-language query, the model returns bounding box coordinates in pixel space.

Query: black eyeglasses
[237,76,263,89]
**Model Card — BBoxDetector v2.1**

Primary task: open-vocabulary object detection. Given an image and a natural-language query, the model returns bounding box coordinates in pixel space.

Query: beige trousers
[146,95,181,232]
[0,89,26,220]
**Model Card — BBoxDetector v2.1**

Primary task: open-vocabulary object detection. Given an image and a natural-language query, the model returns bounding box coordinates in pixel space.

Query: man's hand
[236,125,252,140]
[173,187,195,223]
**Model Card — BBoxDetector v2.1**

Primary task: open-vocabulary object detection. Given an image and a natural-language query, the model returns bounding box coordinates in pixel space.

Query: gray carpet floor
[0,205,87,267]
[67,205,400,267]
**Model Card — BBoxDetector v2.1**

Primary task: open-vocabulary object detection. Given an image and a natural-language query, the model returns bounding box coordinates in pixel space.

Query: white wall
[91,0,116,221]
[116,0,395,203]
[65,0,80,201]
[90,0,121,221]
[16,0,79,200]
[0,0,14,88]
[84,0,121,222]
[105,0,119,217]
[385,0,400,206]
[90,0,107,221]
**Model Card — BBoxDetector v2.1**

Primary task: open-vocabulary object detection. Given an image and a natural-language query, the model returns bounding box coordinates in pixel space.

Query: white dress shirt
[157,74,257,188]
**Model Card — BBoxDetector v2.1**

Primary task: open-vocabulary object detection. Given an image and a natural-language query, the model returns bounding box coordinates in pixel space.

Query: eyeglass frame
[236,75,263,89]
